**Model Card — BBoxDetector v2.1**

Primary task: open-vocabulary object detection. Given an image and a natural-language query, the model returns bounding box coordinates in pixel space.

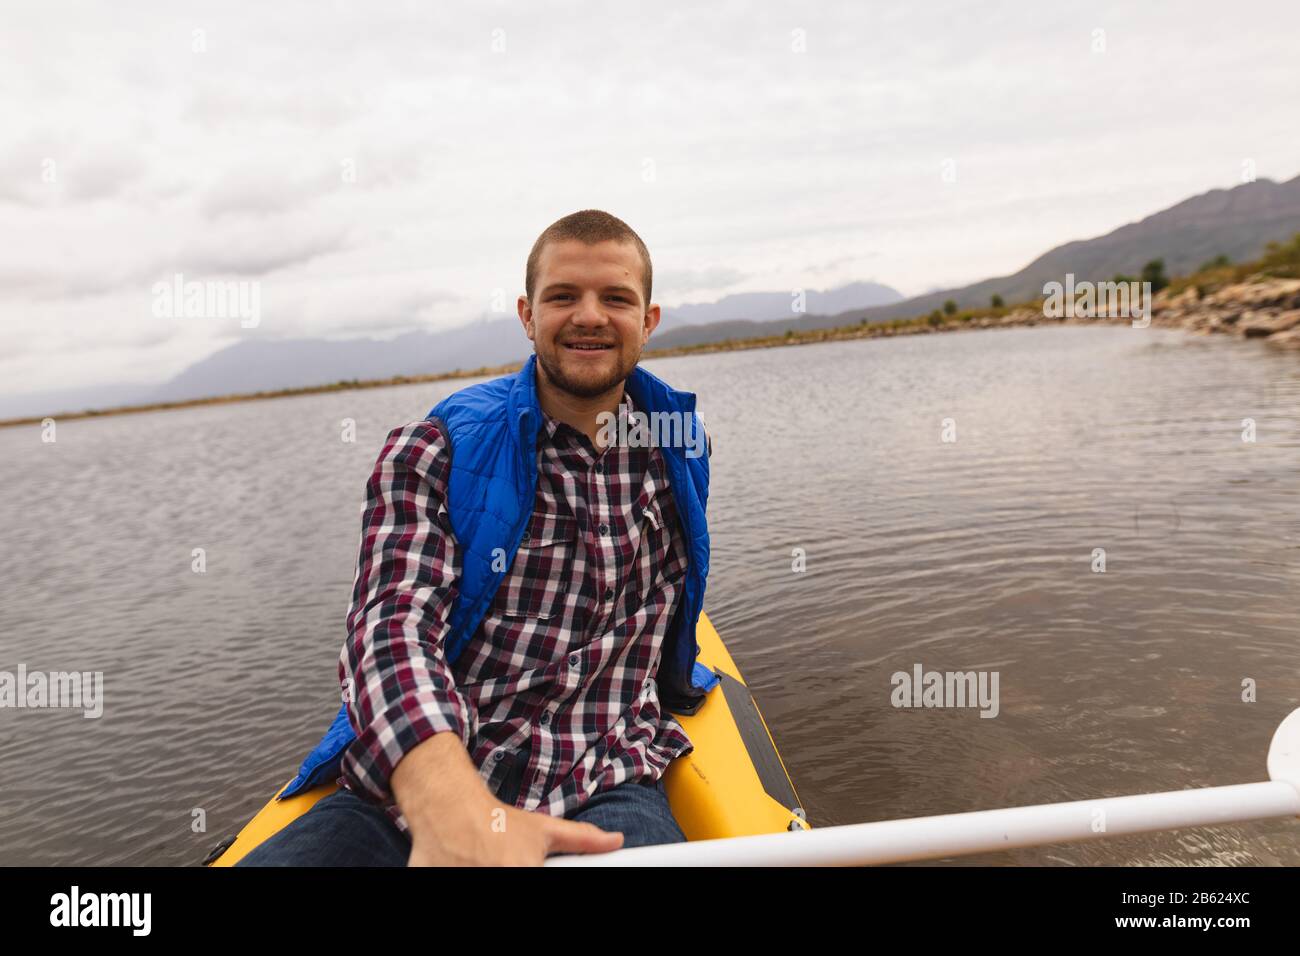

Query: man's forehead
[538,241,641,283]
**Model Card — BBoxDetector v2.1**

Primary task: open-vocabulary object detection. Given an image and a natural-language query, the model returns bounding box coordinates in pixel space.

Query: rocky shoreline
[878,275,1300,349]
[649,275,1300,355]
[1149,277,1300,350]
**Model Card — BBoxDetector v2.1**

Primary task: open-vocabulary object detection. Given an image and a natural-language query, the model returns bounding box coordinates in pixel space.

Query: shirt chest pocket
[492,514,581,622]
[632,496,686,604]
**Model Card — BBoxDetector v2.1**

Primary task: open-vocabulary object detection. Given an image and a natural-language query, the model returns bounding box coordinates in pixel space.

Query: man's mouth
[563,341,615,352]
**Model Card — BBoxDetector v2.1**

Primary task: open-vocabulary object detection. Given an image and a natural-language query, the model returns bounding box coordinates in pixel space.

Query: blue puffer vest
[279,354,718,799]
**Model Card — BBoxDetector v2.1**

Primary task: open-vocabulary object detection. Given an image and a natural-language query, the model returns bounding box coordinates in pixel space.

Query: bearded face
[523,239,657,400]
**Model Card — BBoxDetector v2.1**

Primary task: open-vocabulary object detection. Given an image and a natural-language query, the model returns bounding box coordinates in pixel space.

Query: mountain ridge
[651,175,1300,348]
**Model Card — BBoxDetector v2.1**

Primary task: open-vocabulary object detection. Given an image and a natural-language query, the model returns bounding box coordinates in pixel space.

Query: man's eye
[549,293,629,303]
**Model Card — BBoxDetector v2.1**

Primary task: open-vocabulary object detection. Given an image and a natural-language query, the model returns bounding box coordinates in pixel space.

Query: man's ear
[518,296,535,342]
[642,303,662,343]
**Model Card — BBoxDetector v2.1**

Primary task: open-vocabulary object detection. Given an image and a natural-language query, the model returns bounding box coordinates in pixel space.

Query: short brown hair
[525,210,653,309]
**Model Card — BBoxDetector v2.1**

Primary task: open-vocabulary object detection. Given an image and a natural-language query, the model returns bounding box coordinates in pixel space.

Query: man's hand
[391,731,624,866]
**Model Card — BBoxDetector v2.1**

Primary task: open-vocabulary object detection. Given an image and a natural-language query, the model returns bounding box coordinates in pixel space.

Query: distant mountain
[949,174,1300,308]
[652,175,1300,348]
[661,281,902,329]
[149,280,906,404]
[148,316,531,404]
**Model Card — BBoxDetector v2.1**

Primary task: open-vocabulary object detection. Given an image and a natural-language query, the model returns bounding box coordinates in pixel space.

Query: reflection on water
[1,325,1298,865]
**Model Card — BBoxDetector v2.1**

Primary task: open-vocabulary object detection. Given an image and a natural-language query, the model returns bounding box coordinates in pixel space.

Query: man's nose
[570,293,610,326]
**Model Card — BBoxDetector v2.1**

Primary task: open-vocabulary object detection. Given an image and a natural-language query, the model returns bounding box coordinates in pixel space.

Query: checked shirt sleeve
[338,420,473,804]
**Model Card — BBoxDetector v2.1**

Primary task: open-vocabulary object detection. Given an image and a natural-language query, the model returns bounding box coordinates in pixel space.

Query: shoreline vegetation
[6,235,1299,430]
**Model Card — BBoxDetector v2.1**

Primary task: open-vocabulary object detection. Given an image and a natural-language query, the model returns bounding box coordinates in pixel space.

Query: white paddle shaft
[547,707,1300,867]
[547,779,1300,866]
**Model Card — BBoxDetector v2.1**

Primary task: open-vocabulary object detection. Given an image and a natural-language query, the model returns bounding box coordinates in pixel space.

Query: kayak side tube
[206,611,807,866]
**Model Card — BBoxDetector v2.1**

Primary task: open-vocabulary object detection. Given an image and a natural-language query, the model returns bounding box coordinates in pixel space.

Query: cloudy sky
[3,0,1298,399]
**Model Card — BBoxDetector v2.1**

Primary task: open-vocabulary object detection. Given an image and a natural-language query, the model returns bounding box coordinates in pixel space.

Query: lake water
[2,324,1298,865]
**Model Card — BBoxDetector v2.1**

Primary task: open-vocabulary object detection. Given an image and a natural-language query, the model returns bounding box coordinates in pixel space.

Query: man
[238,210,713,866]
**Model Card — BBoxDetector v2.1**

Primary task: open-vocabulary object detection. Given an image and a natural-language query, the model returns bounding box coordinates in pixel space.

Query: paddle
[547,707,1300,866]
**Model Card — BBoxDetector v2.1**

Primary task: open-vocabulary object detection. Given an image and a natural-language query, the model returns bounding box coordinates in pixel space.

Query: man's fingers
[543,817,625,856]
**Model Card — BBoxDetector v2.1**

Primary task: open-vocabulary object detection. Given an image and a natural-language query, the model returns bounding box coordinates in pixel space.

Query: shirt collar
[541,388,636,445]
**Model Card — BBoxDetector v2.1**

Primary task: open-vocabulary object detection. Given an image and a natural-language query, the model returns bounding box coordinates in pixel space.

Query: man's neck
[535,368,625,451]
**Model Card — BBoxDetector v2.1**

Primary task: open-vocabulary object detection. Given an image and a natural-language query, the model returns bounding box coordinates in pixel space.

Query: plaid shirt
[337,387,698,834]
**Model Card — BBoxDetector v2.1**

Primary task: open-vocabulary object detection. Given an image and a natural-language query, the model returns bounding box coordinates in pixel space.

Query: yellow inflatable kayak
[206,611,808,866]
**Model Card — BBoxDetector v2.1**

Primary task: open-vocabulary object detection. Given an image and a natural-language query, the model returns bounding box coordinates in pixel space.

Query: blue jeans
[235,774,686,867]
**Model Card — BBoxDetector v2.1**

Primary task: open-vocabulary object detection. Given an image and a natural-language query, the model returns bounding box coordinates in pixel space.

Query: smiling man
[238,210,714,866]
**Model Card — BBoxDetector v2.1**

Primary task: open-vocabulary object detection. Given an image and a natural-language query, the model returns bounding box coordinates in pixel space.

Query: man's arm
[339,420,623,865]
[339,421,473,802]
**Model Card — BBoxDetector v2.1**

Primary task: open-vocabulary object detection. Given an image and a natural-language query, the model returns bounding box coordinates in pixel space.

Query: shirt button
[595,462,604,473]
[493,750,505,762]
[604,587,615,600]
[568,653,579,667]
[598,523,609,535]
[540,710,551,725]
